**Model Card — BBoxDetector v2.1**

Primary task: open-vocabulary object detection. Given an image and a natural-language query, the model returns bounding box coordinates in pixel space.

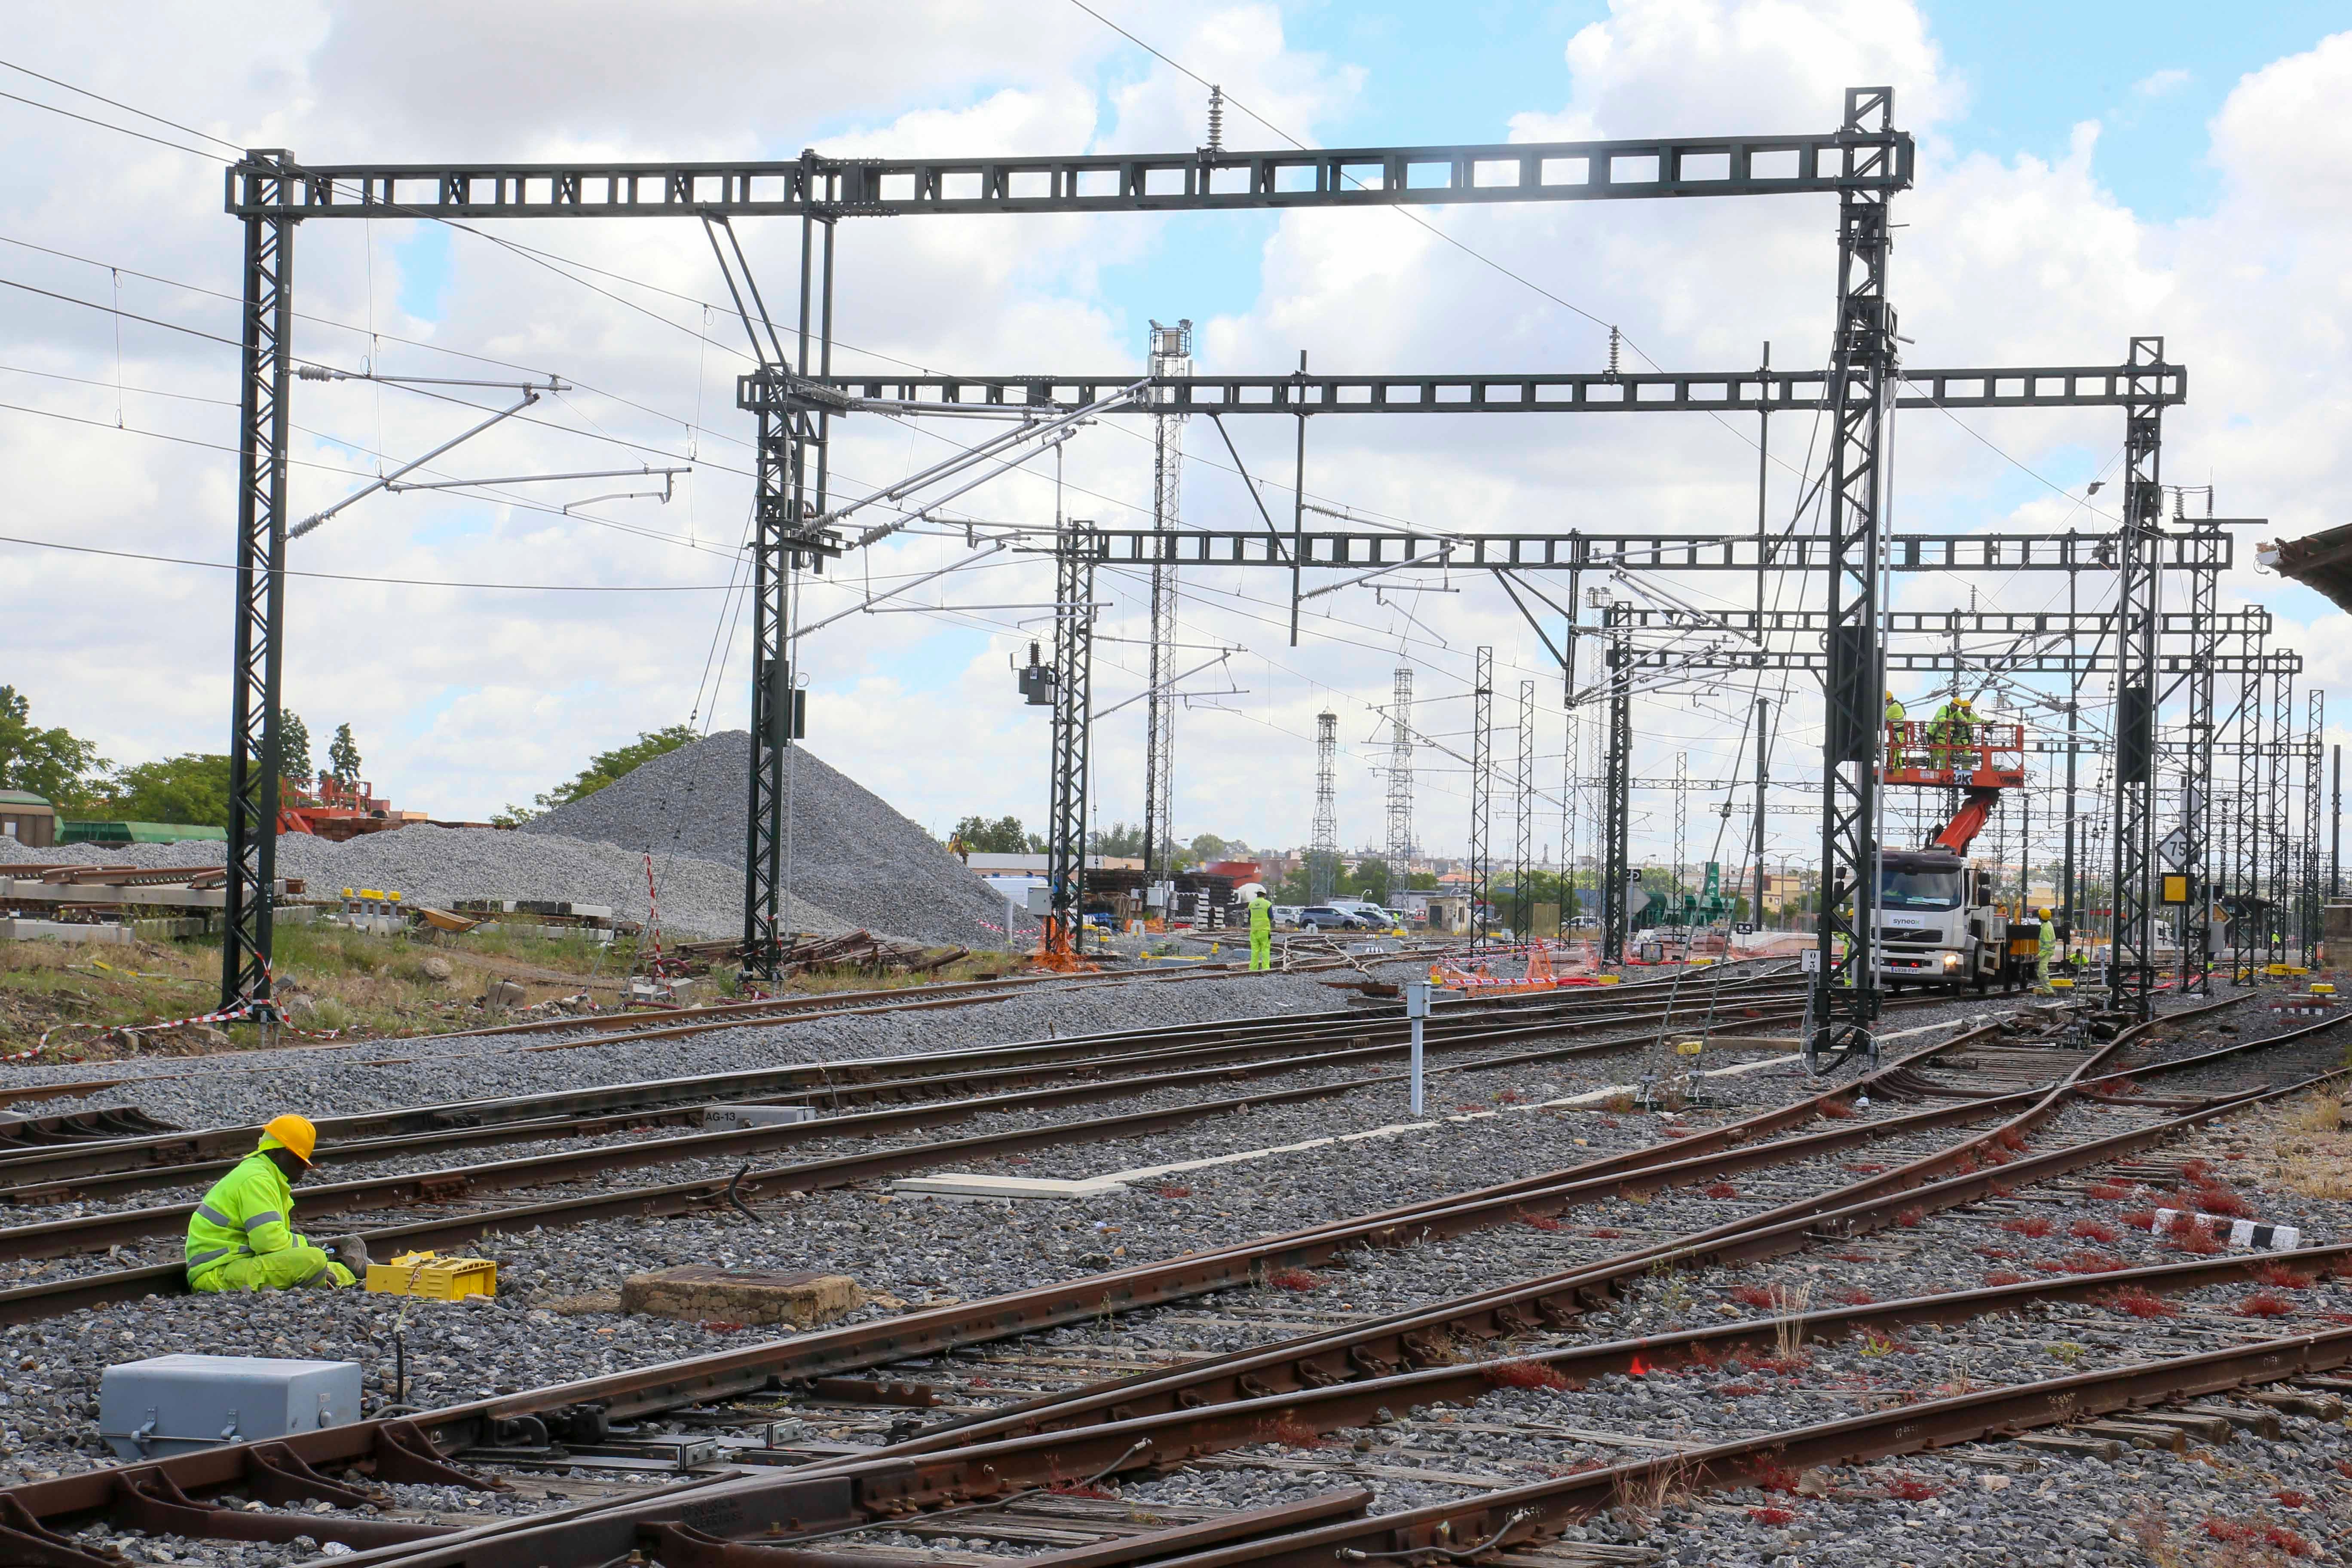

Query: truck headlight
[1942,953,1960,968]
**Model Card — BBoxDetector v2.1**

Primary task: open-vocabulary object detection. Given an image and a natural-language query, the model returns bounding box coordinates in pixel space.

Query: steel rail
[264,1314,2352,1568]
[0,983,1847,1251]
[0,962,1796,1189]
[0,1016,1976,1539]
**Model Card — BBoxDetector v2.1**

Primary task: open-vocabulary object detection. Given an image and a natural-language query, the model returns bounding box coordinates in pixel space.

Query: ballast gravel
[522,731,1025,948]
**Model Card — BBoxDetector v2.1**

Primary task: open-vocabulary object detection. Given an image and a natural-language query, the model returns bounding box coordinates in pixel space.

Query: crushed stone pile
[0,828,835,940]
[521,730,1023,948]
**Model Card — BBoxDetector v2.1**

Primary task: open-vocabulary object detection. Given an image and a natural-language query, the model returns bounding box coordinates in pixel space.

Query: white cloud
[2134,67,2192,98]
[1,1,2345,876]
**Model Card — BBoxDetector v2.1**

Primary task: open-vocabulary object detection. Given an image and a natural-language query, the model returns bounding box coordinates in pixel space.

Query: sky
[4,0,2350,876]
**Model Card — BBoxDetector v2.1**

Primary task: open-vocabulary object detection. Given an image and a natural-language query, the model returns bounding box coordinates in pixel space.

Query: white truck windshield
[1880,864,1965,910]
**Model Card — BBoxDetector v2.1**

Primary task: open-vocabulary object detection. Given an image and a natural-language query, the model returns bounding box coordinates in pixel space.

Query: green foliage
[525,723,700,817]
[274,712,313,788]
[328,723,363,784]
[1089,820,1147,857]
[1344,856,1392,903]
[101,753,233,827]
[0,686,107,808]
[953,814,1043,854]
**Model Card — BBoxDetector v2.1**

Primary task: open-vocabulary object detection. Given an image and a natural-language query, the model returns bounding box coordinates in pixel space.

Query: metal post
[1560,692,1576,938]
[1602,621,1632,963]
[1810,86,1902,1069]
[2107,335,2167,1017]
[2332,743,2341,901]
[220,150,299,1017]
[1516,679,1536,940]
[1753,698,1770,933]
[1386,668,1415,885]
[1287,350,1307,646]
[1470,648,1494,951]
[1045,523,1100,958]
[2303,689,2323,965]
[1405,979,1430,1115]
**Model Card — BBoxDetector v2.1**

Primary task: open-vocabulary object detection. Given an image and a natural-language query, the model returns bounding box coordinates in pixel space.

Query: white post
[1406,979,1430,1115]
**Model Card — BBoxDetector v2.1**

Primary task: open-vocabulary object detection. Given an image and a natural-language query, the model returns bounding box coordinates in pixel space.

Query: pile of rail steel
[0,864,299,941]
[674,928,968,977]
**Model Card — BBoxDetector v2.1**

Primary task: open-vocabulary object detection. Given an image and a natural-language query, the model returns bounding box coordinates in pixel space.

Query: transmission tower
[1514,679,1535,938]
[1471,647,1494,950]
[1143,318,1191,885]
[1311,710,1339,904]
[1384,668,1415,877]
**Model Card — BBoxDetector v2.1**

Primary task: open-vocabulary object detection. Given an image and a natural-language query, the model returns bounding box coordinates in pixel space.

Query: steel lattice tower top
[1144,319,1191,885]
[1385,668,1415,876]
[1311,710,1340,904]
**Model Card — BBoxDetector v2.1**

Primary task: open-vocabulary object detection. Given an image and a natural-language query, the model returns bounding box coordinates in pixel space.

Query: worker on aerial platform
[1884,690,1907,765]
[1930,695,1978,774]
[185,1115,371,1292]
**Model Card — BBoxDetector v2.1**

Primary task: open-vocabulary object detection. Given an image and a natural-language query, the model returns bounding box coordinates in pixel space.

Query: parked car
[1272,904,1305,929]
[1299,905,1373,930]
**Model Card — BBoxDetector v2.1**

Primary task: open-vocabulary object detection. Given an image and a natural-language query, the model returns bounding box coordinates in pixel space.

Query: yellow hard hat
[260,1113,317,1164]
[2037,907,2052,919]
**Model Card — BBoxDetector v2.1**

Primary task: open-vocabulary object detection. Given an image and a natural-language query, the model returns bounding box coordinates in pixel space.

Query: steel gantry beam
[225,126,1916,222]
[767,361,2185,417]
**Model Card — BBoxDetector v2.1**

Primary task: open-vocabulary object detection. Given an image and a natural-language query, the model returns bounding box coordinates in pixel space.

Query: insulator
[1205,86,1224,155]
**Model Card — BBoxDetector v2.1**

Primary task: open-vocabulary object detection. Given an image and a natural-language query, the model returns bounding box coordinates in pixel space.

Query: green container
[59,821,229,845]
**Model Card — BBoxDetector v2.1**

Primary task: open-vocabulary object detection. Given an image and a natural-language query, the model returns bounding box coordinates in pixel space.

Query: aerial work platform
[1882,721,2027,790]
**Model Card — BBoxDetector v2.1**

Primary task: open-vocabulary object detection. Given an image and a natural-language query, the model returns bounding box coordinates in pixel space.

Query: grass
[2261,1089,2351,1201]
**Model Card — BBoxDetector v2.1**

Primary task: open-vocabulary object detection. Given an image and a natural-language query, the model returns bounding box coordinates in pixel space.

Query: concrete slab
[619,1265,862,1327]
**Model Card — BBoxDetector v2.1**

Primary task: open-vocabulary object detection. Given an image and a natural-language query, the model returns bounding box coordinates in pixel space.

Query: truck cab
[1874,849,2009,991]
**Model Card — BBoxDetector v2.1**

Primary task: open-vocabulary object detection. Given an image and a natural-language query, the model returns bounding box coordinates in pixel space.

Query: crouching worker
[186,1114,370,1291]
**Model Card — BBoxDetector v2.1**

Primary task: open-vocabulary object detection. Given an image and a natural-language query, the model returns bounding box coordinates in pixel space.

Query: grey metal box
[99,1354,363,1459]
[702,1104,817,1131]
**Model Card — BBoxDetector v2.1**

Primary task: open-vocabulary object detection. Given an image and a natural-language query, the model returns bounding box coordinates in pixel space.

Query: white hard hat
[1236,882,1268,900]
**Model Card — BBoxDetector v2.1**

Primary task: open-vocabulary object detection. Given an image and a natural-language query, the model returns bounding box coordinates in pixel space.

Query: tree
[1345,856,1393,903]
[274,712,313,790]
[1089,820,1146,858]
[0,686,107,808]
[1187,832,1228,862]
[101,754,233,826]
[952,814,1042,854]
[328,723,363,785]
[500,725,701,822]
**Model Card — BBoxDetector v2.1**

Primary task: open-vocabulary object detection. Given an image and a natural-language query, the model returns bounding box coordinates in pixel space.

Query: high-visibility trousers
[2035,951,2052,991]
[190,1246,354,1292]
[1249,928,1272,971]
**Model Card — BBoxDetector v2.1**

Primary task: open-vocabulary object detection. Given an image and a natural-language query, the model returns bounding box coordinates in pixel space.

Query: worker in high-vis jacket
[1243,883,1274,972]
[2034,907,2058,993]
[185,1115,370,1292]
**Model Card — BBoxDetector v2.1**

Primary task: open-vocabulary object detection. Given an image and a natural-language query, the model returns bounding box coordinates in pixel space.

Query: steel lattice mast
[1143,319,1191,886]
[1311,711,1339,904]
[1515,679,1536,937]
[1471,648,1495,950]
[1385,668,1415,878]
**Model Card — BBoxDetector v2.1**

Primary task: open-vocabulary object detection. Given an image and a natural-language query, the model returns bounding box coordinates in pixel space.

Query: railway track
[3,982,2340,1568]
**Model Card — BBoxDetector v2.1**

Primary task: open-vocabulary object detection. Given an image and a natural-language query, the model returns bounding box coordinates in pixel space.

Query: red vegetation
[1833,1251,1874,1263]
[2179,1158,2217,1183]
[1997,1127,2028,1152]
[1702,1181,1740,1199]
[2119,1207,2159,1230]
[1844,1162,1888,1175]
[1816,1099,1858,1119]
[2100,1076,2142,1096]
[2201,1519,2315,1559]
[1049,1481,1117,1499]
[2275,1490,2312,1509]
[2000,1216,2056,1238]
[1660,1126,1694,1139]
[1895,1207,1925,1228]
[1267,1268,1323,1291]
[2105,1287,2178,1319]
[698,1320,745,1333]
[2193,1186,2255,1219]
[1155,1185,1193,1199]
[1730,1284,1779,1309]
[2084,1181,2131,1201]
[1746,1506,1797,1526]
[1751,1461,1804,1494]
[1681,1342,1723,1370]
[2069,1219,2120,1243]
[1974,1246,2015,1261]
[1520,1213,1565,1231]
[1983,1271,2029,1287]
[1485,1359,1573,1391]
[2253,1262,2313,1290]
[1714,1381,1767,1397]
[1589,1227,1625,1239]
[1980,1144,2013,1167]
[1826,1285,1876,1306]
[1952,1152,1980,1176]
[2238,1290,2296,1317]
[2060,1252,2129,1275]
[1883,1475,1943,1502]
[1596,1117,1622,1129]
[2027,1260,2064,1273]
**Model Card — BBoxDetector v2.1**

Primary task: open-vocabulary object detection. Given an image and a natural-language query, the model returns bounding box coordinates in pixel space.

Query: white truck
[1872,847,2037,992]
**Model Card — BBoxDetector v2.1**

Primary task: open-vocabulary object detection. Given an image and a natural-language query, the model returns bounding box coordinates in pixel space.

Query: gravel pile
[521,731,1021,948]
[0,828,826,940]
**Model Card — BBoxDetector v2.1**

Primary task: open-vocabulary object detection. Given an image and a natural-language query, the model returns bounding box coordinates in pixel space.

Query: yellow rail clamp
[2287,965,2310,977]
[2313,983,2337,996]
[1594,974,1622,985]
[2267,964,2294,977]
[1673,1038,1704,1056]
[365,1250,497,1301]
[2049,977,2075,989]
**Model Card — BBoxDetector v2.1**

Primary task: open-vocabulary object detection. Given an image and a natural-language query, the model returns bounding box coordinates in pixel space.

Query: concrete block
[702,1104,818,1131]
[0,919,133,945]
[99,1354,362,1459]
[620,1265,863,1328]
